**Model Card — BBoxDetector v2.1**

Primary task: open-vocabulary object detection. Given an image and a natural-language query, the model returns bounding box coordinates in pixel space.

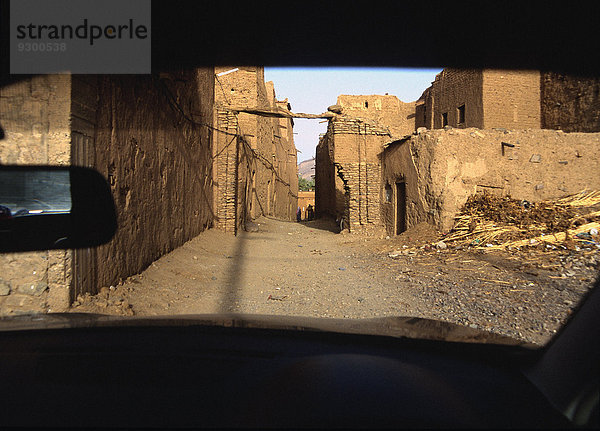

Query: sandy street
[71,217,599,346]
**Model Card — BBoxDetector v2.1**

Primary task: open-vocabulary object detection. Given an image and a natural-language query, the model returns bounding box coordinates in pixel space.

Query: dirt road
[71,217,599,345]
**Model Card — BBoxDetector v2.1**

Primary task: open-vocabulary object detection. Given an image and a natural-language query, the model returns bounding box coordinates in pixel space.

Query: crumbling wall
[541,72,600,132]
[382,128,600,234]
[0,75,73,314]
[337,94,415,138]
[317,116,390,234]
[315,129,337,219]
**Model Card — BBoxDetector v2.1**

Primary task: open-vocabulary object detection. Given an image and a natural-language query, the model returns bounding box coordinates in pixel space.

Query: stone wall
[382,128,600,235]
[541,72,600,132]
[0,75,73,314]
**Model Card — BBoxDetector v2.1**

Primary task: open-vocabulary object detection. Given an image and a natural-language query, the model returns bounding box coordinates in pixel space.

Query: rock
[435,241,447,250]
[100,287,110,299]
[529,154,542,163]
[0,279,11,296]
[327,104,343,114]
[416,127,427,134]
[245,221,259,232]
[16,281,47,296]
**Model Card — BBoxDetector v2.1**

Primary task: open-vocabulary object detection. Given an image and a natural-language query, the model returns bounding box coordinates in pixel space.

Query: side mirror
[0,165,117,252]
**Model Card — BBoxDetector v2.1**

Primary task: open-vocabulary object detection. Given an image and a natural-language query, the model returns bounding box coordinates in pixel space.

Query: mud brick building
[415,69,541,130]
[315,114,391,234]
[337,94,415,138]
[317,68,600,236]
[0,70,215,313]
[381,128,600,236]
[213,67,297,233]
[415,69,600,133]
[297,191,315,221]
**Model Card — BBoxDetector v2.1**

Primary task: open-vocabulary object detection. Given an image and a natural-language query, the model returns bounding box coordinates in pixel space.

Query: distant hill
[298,157,315,180]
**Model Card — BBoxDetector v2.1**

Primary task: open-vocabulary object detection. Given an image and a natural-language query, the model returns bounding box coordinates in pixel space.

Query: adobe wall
[91,70,215,291]
[316,116,390,234]
[298,191,315,220]
[541,72,600,132]
[482,70,540,129]
[415,87,433,130]
[273,97,298,221]
[337,94,416,138]
[0,75,73,314]
[214,68,298,228]
[382,128,600,234]
[254,74,274,219]
[430,69,484,129]
[315,130,338,220]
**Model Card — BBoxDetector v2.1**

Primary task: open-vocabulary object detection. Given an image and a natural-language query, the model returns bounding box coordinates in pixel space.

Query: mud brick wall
[337,94,416,138]
[213,110,241,232]
[414,86,433,130]
[315,130,337,219]
[214,68,298,227]
[541,72,600,132]
[273,98,298,221]
[316,116,389,233]
[430,69,484,129]
[482,70,540,129]
[254,75,273,219]
[214,66,267,223]
[382,128,600,234]
[90,70,214,291]
[0,75,73,314]
[425,69,541,131]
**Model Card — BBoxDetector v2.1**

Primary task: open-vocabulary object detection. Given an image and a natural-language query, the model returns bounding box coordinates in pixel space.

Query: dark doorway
[395,182,406,235]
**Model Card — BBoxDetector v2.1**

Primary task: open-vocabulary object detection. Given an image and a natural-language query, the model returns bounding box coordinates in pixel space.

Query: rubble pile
[443,191,600,249]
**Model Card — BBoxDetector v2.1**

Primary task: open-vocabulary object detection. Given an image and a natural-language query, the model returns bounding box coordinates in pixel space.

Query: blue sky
[264,67,443,162]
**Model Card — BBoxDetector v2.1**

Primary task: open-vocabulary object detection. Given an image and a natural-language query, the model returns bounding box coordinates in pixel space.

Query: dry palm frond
[489,222,600,249]
[555,190,600,207]
[443,190,600,248]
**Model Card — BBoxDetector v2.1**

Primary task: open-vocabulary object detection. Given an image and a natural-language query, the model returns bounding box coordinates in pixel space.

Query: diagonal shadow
[219,228,248,314]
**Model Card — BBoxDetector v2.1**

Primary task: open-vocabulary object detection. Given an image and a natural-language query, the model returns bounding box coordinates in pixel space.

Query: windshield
[1,52,599,347]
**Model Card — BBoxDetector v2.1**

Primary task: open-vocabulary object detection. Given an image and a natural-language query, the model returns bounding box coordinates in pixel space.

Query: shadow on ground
[297,217,340,234]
